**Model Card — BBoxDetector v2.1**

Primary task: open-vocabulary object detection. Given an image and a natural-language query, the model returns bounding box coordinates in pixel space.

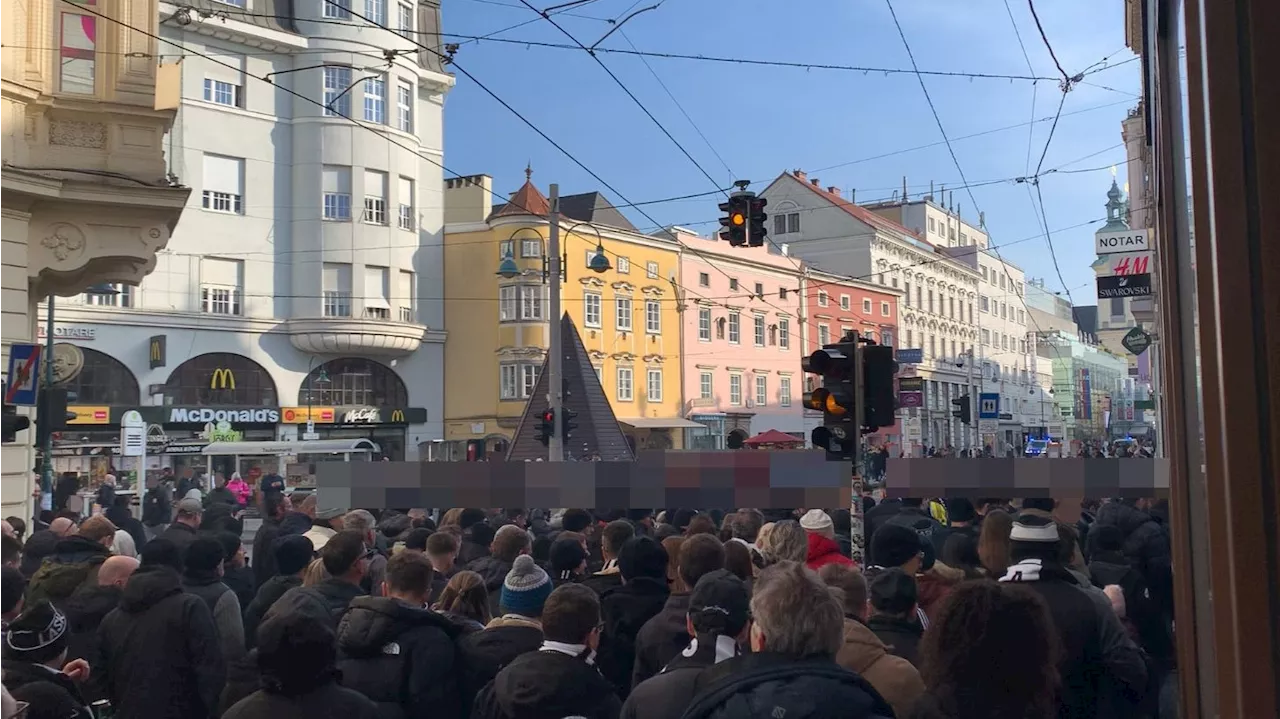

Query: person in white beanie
[799,510,854,571]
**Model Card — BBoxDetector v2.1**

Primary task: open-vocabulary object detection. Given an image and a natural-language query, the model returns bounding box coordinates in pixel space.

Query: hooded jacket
[457,615,544,708]
[623,634,739,719]
[631,593,690,689]
[336,596,464,719]
[276,578,365,629]
[805,534,855,571]
[1,660,93,719]
[1092,502,1174,614]
[472,647,621,719]
[581,561,624,596]
[243,575,303,650]
[864,614,923,668]
[182,570,246,662]
[60,584,122,700]
[832,618,925,719]
[913,563,963,625]
[158,521,200,559]
[680,652,894,719]
[93,566,226,719]
[25,535,111,606]
[597,577,670,700]
[466,555,515,618]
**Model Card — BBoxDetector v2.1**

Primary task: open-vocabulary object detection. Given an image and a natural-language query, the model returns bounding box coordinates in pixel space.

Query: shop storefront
[283,405,426,461]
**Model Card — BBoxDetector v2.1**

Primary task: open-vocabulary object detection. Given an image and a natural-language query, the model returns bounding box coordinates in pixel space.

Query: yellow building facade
[442,171,687,457]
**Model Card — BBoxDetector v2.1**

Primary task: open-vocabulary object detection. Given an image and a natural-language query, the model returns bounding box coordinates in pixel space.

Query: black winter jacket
[158,521,200,559]
[680,652,894,719]
[472,649,621,719]
[1,659,94,719]
[623,636,728,719]
[93,566,226,719]
[457,616,544,710]
[631,593,691,688]
[1093,502,1174,615]
[336,596,465,719]
[596,577,670,700]
[865,614,923,668]
[466,555,514,617]
[251,517,284,589]
[274,578,365,630]
[60,583,122,701]
[243,575,303,649]
[222,683,380,719]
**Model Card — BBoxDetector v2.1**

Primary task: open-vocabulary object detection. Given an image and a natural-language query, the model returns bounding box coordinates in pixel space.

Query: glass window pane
[60,13,96,95]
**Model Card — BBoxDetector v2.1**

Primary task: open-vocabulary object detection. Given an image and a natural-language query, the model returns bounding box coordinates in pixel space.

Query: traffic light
[718,195,748,247]
[0,381,30,442]
[559,407,578,442]
[951,395,972,425]
[862,344,898,430]
[35,388,74,450]
[537,408,555,447]
[747,196,768,247]
[803,340,858,461]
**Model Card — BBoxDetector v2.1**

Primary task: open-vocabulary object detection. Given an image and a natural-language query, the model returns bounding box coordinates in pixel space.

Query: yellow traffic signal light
[731,212,745,226]
[803,387,849,415]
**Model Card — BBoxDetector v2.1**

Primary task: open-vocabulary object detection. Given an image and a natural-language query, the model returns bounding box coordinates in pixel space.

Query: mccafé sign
[169,407,281,424]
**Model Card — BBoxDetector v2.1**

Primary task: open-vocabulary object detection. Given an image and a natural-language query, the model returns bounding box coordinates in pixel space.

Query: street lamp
[40,283,121,505]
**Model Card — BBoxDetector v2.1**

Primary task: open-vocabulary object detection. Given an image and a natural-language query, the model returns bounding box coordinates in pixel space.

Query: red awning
[743,429,805,446]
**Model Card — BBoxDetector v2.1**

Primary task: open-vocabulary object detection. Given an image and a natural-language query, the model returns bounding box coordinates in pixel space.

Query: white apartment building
[34,0,454,481]
[761,171,982,452]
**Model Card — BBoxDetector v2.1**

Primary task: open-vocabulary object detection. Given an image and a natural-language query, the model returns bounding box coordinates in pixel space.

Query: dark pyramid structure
[506,313,635,462]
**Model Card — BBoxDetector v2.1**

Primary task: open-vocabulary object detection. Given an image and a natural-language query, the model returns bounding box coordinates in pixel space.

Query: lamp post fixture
[40,284,120,505]
[495,191,610,461]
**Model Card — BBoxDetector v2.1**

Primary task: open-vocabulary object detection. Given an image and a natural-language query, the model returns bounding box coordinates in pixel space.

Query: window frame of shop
[163,352,278,406]
[299,357,408,408]
[60,347,142,406]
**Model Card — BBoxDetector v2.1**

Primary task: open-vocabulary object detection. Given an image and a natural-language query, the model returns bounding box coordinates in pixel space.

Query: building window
[879,273,886,285]
[729,374,743,406]
[520,365,538,398]
[397,270,414,322]
[616,367,633,401]
[929,217,936,232]
[645,300,661,334]
[891,276,899,288]
[646,369,663,403]
[881,301,890,316]
[862,298,871,313]
[84,283,133,307]
[498,286,516,321]
[322,263,353,317]
[584,292,602,327]
[982,328,991,345]
[774,215,786,235]
[616,297,633,331]
[755,375,767,406]
[397,176,415,230]
[927,290,934,314]
[498,240,514,259]
[323,66,352,116]
[818,323,830,345]
[981,295,990,312]
[787,213,800,233]
[779,377,792,406]
[201,154,244,214]
[754,282,764,298]
[778,318,790,349]
[165,352,277,406]
[841,295,851,311]
[365,0,386,24]
[881,329,894,346]
[363,265,391,319]
[729,278,739,291]
[520,286,543,320]
[916,286,922,307]
[397,80,413,132]
[396,1,413,36]
[324,0,352,18]
[362,170,388,224]
[818,291,828,307]
[728,311,740,344]
[715,317,725,340]
[753,315,765,346]
[320,165,352,220]
[520,239,542,258]
[59,10,96,95]
[698,307,711,341]
[779,287,788,300]
[904,282,911,307]
[202,78,242,108]
[200,257,243,316]
[1000,274,1007,289]
[646,261,659,279]
[698,272,709,287]
[699,372,713,400]
[617,257,630,274]
[499,365,517,399]
[364,76,386,124]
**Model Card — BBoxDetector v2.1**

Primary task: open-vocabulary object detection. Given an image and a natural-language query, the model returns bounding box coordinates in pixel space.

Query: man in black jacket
[2,601,95,719]
[275,530,369,628]
[623,570,750,719]
[337,550,464,719]
[472,584,620,719]
[468,524,532,618]
[61,555,137,701]
[1092,499,1174,618]
[251,493,291,589]
[243,534,314,650]
[456,555,552,704]
[596,536,669,701]
[632,534,724,688]
[680,561,893,719]
[157,498,203,560]
[92,554,226,719]
[582,520,633,596]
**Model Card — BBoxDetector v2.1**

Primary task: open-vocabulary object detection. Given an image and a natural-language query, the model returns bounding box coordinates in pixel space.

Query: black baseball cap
[688,568,750,636]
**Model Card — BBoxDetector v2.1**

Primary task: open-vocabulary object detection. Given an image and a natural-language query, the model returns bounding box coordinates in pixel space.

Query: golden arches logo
[150,341,162,362]
[210,368,236,390]
[390,409,405,423]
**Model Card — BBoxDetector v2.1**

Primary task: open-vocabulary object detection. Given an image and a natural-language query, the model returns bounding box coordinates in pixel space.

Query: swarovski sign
[169,407,281,424]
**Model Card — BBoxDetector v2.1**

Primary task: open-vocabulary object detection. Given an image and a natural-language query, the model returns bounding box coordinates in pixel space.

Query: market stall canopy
[743,429,805,447]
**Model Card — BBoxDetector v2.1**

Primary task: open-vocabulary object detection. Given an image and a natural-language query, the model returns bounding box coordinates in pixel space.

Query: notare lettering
[169,408,280,424]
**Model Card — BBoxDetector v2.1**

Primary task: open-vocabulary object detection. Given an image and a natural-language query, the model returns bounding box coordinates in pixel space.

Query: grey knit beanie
[500,554,552,616]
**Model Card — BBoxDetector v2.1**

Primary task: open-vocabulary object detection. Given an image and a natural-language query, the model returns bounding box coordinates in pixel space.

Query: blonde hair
[439,508,464,529]
[302,557,329,587]
[435,570,491,625]
[661,536,686,593]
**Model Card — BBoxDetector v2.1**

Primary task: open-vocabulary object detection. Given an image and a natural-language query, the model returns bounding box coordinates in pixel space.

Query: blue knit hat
[500,554,552,616]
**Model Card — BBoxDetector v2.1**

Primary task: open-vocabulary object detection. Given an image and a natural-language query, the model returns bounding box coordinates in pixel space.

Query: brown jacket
[834,617,925,719]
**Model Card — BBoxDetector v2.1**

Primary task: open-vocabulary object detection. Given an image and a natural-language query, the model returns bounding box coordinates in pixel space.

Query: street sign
[120,410,146,457]
[1097,273,1153,298]
[897,376,923,408]
[5,344,42,406]
[895,348,923,364]
[302,419,319,440]
[1099,252,1153,276]
[1122,327,1153,355]
[978,393,1000,420]
[1095,228,1151,255]
[904,417,922,442]
[979,419,999,433]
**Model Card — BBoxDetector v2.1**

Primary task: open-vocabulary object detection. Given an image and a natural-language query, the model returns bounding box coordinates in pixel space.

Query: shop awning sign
[1095,228,1151,255]
[1097,273,1153,298]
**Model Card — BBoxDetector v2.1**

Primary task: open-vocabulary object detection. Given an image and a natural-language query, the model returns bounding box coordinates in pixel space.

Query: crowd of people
[0,493,1176,719]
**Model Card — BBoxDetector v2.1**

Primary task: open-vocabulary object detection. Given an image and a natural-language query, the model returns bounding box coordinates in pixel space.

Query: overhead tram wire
[883,0,1069,368]
[80,4,752,320]
[1001,0,1040,178]
[322,0,799,322]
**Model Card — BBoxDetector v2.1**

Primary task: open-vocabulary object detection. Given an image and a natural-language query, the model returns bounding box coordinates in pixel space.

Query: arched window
[299,358,408,407]
[164,353,278,406]
[62,348,141,405]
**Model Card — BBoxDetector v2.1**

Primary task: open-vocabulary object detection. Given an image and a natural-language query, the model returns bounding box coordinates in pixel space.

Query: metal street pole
[966,348,976,451]
[40,296,55,508]
[547,184,564,462]
[850,341,865,566]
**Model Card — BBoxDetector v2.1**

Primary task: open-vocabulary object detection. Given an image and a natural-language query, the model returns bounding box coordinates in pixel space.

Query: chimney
[444,173,493,224]
[850,188,856,204]
[793,169,807,181]
[902,176,908,201]
[827,185,841,196]
[810,178,820,187]
[928,180,935,201]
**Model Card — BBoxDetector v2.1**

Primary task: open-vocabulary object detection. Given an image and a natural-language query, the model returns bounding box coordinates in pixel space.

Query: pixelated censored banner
[313,452,1170,511]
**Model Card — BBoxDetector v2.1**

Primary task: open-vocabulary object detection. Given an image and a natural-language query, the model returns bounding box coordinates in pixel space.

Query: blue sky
[439,0,1142,308]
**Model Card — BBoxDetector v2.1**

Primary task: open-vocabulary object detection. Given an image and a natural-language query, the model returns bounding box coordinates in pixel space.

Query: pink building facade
[674,230,806,449]
[801,269,905,453]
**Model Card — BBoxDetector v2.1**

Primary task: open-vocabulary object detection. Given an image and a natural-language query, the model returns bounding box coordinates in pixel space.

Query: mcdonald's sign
[210,368,236,390]
[149,335,166,369]
[391,409,405,423]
